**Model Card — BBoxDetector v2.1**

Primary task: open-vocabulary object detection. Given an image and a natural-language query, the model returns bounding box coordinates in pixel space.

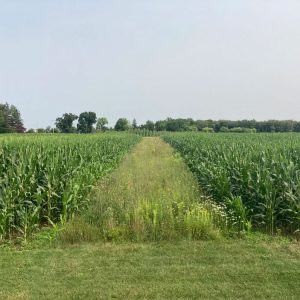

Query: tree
[0,110,6,132]
[132,118,138,129]
[0,103,10,133]
[186,125,198,131]
[26,128,35,133]
[96,117,108,132]
[164,118,194,132]
[45,126,59,133]
[52,128,60,133]
[220,126,229,132]
[55,113,78,133]
[0,102,25,133]
[155,120,167,131]
[114,118,130,131]
[144,120,155,131]
[294,122,300,132]
[37,128,46,133]
[77,112,97,133]
[9,105,25,132]
[202,127,214,133]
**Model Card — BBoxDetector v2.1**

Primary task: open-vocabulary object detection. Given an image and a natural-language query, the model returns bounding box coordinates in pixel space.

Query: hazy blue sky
[1,1,300,128]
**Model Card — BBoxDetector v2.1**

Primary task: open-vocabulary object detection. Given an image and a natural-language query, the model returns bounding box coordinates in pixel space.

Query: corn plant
[0,133,141,239]
[163,132,300,234]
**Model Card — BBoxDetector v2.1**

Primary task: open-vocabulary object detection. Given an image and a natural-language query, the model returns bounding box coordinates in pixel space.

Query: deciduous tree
[55,113,78,133]
[77,112,97,133]
[114,118,130,131]
[96,117,108,132]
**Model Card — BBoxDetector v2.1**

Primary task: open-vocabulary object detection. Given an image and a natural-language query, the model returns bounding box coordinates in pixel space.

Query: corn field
[0,133,141,239]
[163,133,300,234]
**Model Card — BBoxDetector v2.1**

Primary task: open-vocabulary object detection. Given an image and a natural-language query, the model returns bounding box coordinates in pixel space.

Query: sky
[0,0,300,129]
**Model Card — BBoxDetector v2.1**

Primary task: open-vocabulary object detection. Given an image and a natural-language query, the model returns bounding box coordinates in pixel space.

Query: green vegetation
[55,113,78,133]
[0,238,299,299]
[202,127,215,133]
[2,100,300,134]
[96,117,108,132]
[1,136,300,299]
[163,133,300,235]
[77,112,97,133]
[138,118,299,133]
[1,131,300,298]
[0,133,141,240]
[128,128,163,136]
[220,126,257,133]
[114,118,131,131]
[0,102,25,133]
[61,138,225,243]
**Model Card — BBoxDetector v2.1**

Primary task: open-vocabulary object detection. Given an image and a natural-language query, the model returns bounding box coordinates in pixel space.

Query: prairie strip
[62,137,225,243]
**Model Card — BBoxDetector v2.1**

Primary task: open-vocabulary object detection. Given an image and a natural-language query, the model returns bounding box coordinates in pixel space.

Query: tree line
[1,102,300,134]
[53,113,131,133]
[52,115,300,133]
[138,118,300,133]
[115,118,300,133]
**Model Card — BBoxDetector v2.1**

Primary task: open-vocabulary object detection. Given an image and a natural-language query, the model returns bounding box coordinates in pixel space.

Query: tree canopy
[114,118,131,131]
[77,112,97,133]
[132,118,138,129]
[96,117,108,132]
[136,118,300,133]
[5,103,299,134]
[55,113,78,133]
[143,120,155,131]
[0,102,25,133]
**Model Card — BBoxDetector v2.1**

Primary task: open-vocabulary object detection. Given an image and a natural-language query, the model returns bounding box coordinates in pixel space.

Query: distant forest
[1,102,300,133]
[53,113,300,133]
[137,118,299,133]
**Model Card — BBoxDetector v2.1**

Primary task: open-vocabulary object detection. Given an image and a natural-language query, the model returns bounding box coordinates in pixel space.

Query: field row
[0,133,141,239]
[1,132,300,240]
[163,133,300,234]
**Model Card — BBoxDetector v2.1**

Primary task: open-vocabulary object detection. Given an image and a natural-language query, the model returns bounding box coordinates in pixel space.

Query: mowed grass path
[0,137,300,299]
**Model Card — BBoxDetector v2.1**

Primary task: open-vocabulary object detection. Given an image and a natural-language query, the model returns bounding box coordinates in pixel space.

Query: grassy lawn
[1,239,300,299]
[1,137,300,299]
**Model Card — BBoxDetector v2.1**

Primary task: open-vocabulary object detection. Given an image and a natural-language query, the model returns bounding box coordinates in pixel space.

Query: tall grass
[0,133,141,240]
[127,128,165,137]
[163,133,300,234]
[62,138,226,243]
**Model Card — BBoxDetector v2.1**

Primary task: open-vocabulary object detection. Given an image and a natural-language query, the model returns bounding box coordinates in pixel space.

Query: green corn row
[163,133,300,234]
[0,133,141,239]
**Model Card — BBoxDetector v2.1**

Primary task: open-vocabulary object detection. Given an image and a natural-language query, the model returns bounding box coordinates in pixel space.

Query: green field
[0,133,141,240]
[163,133,300,234]
[0,133,300,299]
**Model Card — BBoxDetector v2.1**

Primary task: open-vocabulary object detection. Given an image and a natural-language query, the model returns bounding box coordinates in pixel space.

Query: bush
[202,127,214,133]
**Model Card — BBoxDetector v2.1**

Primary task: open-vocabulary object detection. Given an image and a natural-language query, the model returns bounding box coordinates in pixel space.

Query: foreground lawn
[1,239,299,299]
